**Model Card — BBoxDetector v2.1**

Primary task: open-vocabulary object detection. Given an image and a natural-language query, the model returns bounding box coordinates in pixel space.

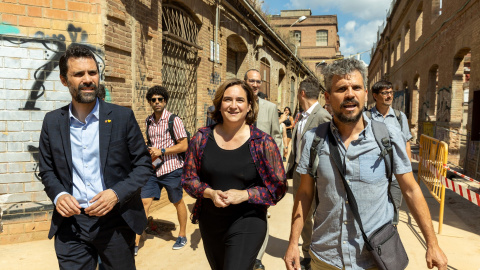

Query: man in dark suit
[286,76,331,270]
[39,44,152,269]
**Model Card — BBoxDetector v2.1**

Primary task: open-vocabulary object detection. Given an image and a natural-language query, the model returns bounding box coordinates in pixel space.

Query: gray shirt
[369,107,413,141]
[296,117,411,269]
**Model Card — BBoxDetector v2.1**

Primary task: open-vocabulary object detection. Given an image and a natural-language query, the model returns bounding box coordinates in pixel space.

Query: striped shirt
[146,110,187,177]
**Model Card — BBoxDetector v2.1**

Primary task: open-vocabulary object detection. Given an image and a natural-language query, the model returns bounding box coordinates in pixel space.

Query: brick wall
[0,0,103,244]
[368,0,480,170]
[0,0,314,244]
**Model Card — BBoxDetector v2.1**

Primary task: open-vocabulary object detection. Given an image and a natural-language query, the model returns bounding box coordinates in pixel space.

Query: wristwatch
[161,148,166,155]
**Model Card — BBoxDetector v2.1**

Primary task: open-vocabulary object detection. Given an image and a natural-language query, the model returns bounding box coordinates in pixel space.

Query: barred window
[316,30,328,46]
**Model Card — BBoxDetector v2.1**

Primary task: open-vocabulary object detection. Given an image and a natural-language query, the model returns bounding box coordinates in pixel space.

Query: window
[415,3,423,41]
[404,23,410,53]
[432,0,442,22]
[291,30,301,46]
[316,30,328,46]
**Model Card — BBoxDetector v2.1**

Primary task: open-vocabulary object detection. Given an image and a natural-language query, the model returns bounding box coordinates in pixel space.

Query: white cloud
[344,21,356,32]
[340,20,383,60]
[288,0,391,21]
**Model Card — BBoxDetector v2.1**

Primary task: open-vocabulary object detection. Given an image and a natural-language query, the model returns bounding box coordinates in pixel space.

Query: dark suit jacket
[286,103,332,178]
[39,99,153,238]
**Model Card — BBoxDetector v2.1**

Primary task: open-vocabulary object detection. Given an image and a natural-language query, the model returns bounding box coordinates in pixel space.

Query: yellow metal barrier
[418,134,448,234]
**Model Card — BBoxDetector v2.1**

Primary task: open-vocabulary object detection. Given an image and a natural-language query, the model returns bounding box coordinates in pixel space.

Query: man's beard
[71,83,98,103]
[333,98,363,124]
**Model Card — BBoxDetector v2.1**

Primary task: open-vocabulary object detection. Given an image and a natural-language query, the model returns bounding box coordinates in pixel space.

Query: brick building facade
[368,0,479,175]
[269,10,342,78]
[0,0,314,244]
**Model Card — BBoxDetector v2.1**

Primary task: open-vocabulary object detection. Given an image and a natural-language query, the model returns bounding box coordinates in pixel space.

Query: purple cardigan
[181,125,287,224]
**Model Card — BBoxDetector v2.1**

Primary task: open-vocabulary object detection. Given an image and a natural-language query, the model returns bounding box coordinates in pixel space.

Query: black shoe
[300,258,311,270]
[253,259,265,270]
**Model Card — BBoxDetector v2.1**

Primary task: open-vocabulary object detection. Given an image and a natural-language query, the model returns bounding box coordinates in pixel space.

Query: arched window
[316,30,328,46]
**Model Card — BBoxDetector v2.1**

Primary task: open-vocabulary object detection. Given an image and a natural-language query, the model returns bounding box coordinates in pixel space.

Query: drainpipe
[215,0,221,64]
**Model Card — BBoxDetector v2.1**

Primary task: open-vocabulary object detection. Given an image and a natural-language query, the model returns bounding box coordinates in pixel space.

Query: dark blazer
[286,103,332,178]
[39,99,153,238]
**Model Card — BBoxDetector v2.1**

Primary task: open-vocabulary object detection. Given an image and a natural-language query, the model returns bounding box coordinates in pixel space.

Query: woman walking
[182,79,287,270]
[282,107,294,158]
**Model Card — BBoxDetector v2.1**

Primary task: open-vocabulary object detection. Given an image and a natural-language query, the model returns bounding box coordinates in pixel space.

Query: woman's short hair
[210,79,258,125]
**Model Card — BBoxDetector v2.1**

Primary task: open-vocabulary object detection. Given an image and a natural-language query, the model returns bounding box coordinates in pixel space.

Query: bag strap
[146,119,152,147]
[308,122,330,178]
[328,121,396,251]
[364,110,372,120]
[168,114,178,145]
[370,120,393,180]
[327,126,374,251]
[393,109,403,129]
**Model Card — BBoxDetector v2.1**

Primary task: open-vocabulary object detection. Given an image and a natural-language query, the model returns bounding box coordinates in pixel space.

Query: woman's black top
[283,117,292,138]
[200,133,263,217]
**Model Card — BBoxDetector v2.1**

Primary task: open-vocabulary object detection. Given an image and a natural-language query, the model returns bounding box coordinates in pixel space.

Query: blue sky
[261,0,392,65]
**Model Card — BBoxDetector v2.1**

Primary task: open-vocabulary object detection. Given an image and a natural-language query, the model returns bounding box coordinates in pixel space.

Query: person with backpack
[365,80,413,224]
[134,85,189,255]
[284,58,447,270]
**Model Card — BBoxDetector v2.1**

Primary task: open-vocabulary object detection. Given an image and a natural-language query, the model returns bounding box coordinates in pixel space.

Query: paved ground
[1,162,480,270]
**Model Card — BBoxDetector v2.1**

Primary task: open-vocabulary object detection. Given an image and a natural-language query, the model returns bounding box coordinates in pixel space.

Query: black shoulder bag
[327,125,409,270]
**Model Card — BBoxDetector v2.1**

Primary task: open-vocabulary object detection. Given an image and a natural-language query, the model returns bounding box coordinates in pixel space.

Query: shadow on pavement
[265,234,289,258]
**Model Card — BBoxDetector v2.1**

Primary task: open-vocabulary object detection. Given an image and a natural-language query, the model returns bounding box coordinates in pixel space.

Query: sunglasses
[150,97,165,102]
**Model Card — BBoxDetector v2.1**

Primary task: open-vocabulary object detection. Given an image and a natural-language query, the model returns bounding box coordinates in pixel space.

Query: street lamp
[290,15,307,27]
[289,16,307,56]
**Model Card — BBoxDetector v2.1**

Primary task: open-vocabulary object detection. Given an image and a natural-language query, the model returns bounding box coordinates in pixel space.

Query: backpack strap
[393,109,403,130]
[168,114,178,144]
[364,110,372,120]
[308,122,330,178]
[146,119,152,147]
[370,120,393,180]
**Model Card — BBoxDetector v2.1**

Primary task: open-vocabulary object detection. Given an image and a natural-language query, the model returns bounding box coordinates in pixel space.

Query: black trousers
[199,210,267,270]
[54,209,136,270]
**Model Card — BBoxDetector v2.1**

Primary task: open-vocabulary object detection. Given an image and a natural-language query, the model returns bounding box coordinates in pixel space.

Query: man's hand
[426,245,448,269]
[56,194,81,217]
[284,242,301,270]
[85,189,119,216]
[223,189,248,205]
[148,147,162,159]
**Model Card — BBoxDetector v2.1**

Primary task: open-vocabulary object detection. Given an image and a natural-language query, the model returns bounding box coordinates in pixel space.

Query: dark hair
[371,80,393,94]
[59,44,99,79]
[322,58,367,93]
[284,106,291,116]
[97,84,106,100]
[244,69,261,80]
[146,85,169,103]
[257,91,267,99]
[298,76,320,100]
[210,79,258,125]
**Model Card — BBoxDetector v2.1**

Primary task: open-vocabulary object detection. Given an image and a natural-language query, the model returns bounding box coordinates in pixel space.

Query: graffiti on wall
[210,72,221,84]
[436,86,451,122]
[393,90,405,112]
[421,101,431,122]
[136,65,149,101]
[2,23,105,111]
[0,23,106,182]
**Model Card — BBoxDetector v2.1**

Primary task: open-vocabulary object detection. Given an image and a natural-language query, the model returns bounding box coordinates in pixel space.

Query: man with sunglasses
[134,86,189,255]
[244,69,282,270]
[366,80,413,224]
